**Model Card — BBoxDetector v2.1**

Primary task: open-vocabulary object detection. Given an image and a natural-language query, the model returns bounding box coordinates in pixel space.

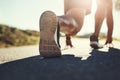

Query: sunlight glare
[92,0,97,13]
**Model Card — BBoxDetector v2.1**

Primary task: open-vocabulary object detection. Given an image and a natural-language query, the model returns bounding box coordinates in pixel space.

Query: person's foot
[90,35,103,49]
[39,11,61,58]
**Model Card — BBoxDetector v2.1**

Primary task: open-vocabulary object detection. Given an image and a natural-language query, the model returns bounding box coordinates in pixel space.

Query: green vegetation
[0,24,40,48]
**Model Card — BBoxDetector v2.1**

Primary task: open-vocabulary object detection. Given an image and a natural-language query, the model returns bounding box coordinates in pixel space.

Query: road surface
[0,38,120,80]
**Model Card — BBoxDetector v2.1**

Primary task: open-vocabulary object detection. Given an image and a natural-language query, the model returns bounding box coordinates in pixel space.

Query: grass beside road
[0,24,40,48]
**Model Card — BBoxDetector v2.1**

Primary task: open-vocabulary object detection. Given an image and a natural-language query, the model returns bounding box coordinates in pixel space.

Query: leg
[90,0,114,49]
[58,8,85,49]
[63,0,91,35]
[105,0,113,44]
[58,8,85,36]
[92,0,106,37]
[63,0,92,49]
[90,0,106,49]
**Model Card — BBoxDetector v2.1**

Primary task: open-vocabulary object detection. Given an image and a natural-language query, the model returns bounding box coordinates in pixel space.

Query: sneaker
[90,35,103,49]
[39,11,61,58]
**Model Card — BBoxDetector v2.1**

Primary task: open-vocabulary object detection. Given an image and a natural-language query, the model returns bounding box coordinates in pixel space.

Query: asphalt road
[0,38,120,80]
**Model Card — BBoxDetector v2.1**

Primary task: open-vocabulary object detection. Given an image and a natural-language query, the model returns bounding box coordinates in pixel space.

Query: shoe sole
[39,11,61,58]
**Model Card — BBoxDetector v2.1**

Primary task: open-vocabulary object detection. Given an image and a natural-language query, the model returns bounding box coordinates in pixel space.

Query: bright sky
[0,0,120,38]
[0,0,64,30]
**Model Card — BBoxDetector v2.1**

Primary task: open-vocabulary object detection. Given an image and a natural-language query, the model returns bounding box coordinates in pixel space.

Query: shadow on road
[0,47,120,80]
